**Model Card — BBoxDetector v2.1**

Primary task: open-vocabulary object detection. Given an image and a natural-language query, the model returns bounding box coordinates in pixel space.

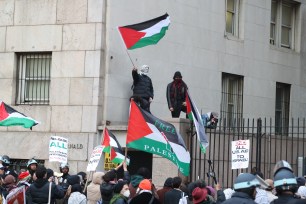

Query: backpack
[179,192,188,204]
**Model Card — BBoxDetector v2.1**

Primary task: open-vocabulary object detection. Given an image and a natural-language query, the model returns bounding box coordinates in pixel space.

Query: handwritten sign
[86,145,104,172]
[49,136,68,163]
[231,140,250,169]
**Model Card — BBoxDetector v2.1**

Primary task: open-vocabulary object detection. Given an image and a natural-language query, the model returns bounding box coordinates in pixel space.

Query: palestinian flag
[118,13,170,50]
[126,101,190,176]
[0,101,39,129]
[102,127,130,164]
[186,91,209,153]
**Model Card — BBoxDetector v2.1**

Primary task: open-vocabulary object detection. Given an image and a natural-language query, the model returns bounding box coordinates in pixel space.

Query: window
[226,0,240,36]
[16,53,51,105]
[275,82,290,135]
[270,0,299,49]
[221,73,244,128]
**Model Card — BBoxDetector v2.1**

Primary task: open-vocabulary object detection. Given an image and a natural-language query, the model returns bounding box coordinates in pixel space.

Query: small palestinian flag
[118,13,170,50]
[126,101,190,176]
[186,91,209,153]
[0,101,39,129]
[102,127,129,164]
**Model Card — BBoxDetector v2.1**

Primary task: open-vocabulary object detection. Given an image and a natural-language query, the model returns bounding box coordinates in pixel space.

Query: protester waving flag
[118,13,170,50]
[126,100,190,176]
[102,127,130,164]
[0,101,39,129]
[186,91,209,153]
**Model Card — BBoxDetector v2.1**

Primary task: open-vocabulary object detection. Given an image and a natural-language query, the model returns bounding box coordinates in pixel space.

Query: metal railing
[189,118,306,188]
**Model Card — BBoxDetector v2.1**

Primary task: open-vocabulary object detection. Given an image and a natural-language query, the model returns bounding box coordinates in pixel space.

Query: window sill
[269,44,300,55]
[224,33,244,43]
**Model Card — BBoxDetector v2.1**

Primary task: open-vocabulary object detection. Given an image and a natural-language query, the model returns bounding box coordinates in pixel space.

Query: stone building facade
[0,0,306,186]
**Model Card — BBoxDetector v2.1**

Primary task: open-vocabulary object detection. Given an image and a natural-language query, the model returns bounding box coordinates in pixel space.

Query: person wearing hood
[129,179,160,204]
[68,184,87,204]
[166,71,188,118]
[131,65,154,113]
[129,167,151,199]
[26,165,64,204]
[87,171,104,204]
[157,177,173,204]
[100,161,130,204]
[110,180,130,204]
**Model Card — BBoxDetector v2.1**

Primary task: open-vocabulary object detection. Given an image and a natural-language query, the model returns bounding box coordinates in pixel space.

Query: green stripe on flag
[0,117,37,128]
[129,26,169,50]
[127,137,189,176]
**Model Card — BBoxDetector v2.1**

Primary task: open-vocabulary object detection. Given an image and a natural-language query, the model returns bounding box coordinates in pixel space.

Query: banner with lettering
[126,101,190,176]
[86,145,104,172]
[49,136,68,163]
[231,140,250,169]
[6,185,25,204]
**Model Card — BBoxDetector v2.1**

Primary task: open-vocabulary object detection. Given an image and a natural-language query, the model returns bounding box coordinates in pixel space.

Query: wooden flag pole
[83,171,92,193]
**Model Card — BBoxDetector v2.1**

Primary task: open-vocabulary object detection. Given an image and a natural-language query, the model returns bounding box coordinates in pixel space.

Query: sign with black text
[86,145,103,172]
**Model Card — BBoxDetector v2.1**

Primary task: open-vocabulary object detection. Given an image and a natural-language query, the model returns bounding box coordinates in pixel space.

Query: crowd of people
[0,153,306,204]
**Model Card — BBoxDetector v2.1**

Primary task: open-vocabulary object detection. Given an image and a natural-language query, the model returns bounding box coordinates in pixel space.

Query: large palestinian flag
[186,91,209,153]
[118,13,170,50]
[102,127,130,164]
[126,101,190,176]
[0,101,39,129]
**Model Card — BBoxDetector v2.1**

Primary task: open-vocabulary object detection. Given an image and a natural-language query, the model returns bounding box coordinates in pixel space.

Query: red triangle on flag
[0,102,9,121]
[110,148,117,161]
[126,101,153,144]
[102,128,111,146]
[118,27,146,49]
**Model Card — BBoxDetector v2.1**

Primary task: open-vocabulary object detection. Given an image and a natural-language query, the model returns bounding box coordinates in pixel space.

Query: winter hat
[206,185,216,197]
[297,176,306,187]
[163,177,173,187]
[192,187,207,204]
[139,179,151,190]
[114,180,127,193]
[67,175,80,185]
[173,71,182,79]
[3,175,16,185]
[18,171,31,181]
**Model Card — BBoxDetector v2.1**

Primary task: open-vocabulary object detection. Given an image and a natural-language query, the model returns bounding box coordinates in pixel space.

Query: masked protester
[222,173,259,204]
[110,181,130,204]
[131,65,154,113]
[166,71,188,118]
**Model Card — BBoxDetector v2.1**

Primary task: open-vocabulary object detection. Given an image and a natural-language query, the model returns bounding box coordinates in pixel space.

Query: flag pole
[117,27,137,68]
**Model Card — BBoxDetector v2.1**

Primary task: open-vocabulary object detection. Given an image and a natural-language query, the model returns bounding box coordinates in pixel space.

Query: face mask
[139,65,149,75]
[123,190,130,198]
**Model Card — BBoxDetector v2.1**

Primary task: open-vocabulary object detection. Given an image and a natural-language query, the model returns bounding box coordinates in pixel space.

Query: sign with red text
[86,145,104,172]
[231,140,250,169]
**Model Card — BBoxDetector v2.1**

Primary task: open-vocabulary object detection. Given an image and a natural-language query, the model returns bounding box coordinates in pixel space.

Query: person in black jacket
[100,161,130,204]
[166,71,188,118]
[26,165,64,204]
[271,160,305,204]
[131,65,154,113]
[164,176,182,204]
[129,179,160,204]
[222,173,259,204]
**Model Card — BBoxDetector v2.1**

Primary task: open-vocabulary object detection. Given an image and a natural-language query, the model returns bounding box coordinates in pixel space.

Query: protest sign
[231,139,250,169]
[6,186,25,204]
[104,153,119,171]
[49,136,68,163]
[86,145,104,172]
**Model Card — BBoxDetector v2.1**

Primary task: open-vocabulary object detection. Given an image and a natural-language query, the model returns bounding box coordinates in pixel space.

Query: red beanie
[139,179,152,190]
[18,171,30,180]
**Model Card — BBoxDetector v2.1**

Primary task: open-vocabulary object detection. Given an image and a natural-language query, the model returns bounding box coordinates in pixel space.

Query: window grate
[16,53,51,105]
